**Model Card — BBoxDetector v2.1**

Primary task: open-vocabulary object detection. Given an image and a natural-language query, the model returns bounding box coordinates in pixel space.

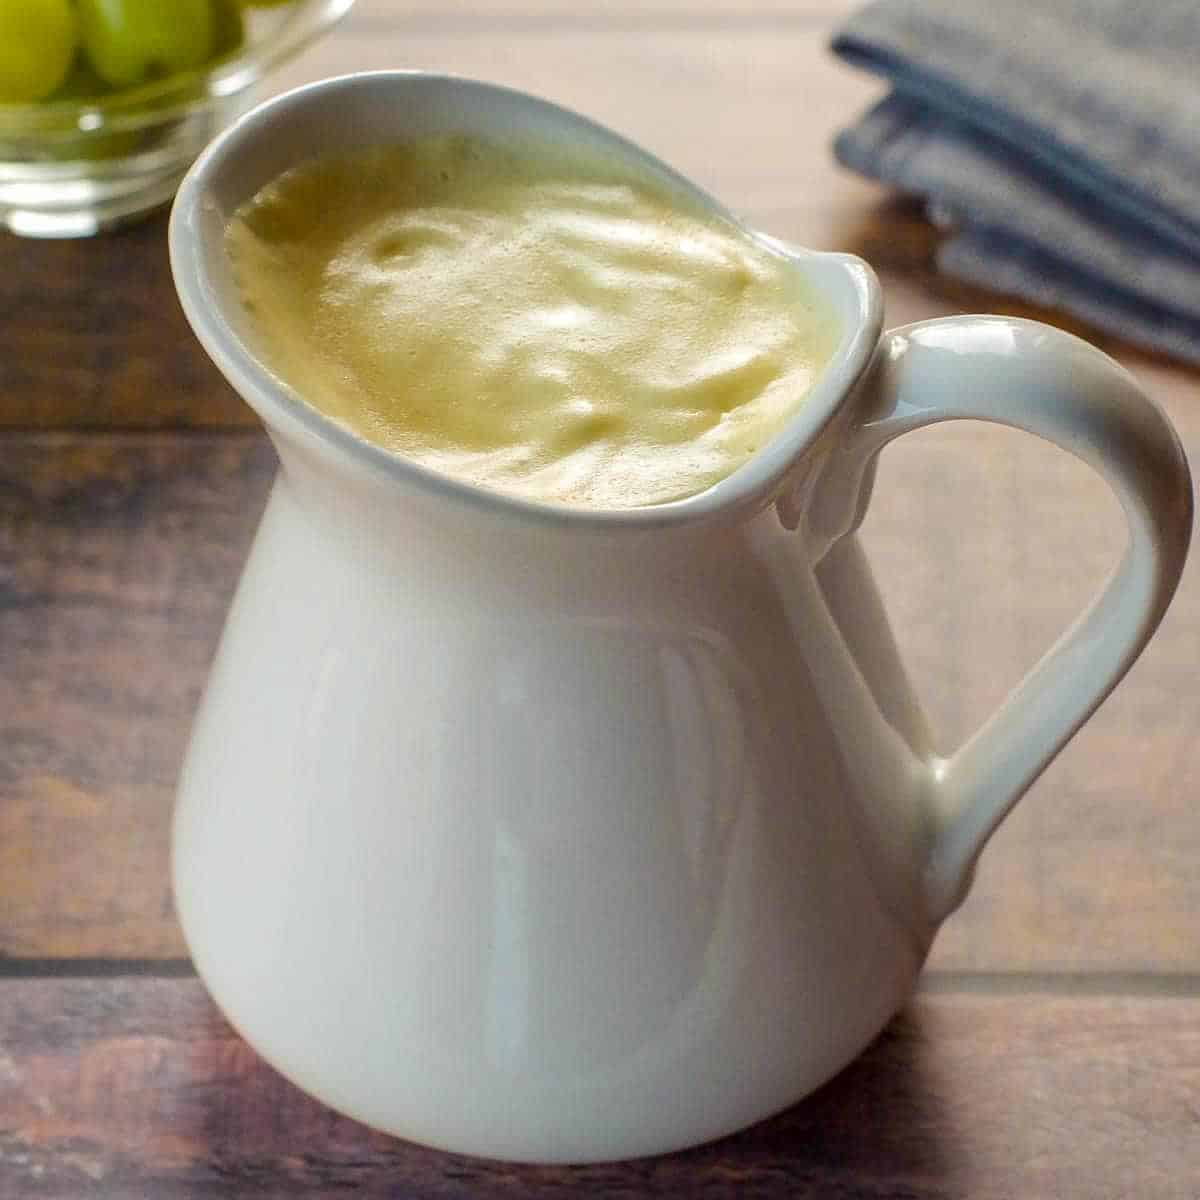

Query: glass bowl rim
[0,0,356,137]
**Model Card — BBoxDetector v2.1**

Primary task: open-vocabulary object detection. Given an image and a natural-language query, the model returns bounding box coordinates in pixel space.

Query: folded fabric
[831,0,1200,363]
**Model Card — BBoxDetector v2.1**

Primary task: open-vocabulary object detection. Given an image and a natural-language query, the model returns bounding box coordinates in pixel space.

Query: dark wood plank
[0,214,253,429]
[2,4,1198,968]
[3,420,1200,968]
[1,978,1197,1198]
[0,433,274,956]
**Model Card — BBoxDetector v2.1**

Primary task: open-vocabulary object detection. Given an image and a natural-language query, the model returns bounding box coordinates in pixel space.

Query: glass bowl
[0,0,355,238]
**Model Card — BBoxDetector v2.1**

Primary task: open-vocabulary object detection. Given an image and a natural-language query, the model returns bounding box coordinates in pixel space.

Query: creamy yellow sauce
[226,136,838,508]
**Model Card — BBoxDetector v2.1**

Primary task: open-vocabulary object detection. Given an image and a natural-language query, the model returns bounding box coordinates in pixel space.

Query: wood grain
[0,978,1196,1198]
[0,434,274,956]
[2,427,1199,969]
[864,420,1200,971]
[0,214,251,430]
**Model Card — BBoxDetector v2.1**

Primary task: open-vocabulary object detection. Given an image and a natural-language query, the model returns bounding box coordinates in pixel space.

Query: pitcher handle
[836,316,1191,922]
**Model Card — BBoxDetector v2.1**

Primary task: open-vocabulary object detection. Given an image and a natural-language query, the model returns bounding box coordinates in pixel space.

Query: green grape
[210,0,246,62]
[45,59,142,159]
[48,57,110,102]
[0,0,79,103]
[77,0,216,90]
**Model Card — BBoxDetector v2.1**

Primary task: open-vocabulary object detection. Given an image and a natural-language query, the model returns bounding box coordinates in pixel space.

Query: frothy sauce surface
[226,136,838,508]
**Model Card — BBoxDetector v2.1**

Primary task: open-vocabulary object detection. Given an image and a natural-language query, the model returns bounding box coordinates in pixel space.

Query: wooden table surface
[3,2,1199,1195]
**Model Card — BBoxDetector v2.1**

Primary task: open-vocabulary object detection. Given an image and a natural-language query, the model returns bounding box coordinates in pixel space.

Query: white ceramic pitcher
[168,73,1192,1164]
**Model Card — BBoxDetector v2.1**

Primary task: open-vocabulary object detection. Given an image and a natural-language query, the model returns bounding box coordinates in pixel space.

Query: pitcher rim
[169,70,883,531]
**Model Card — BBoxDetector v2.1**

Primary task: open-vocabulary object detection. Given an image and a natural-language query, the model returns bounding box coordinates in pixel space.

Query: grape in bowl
[0,0,355,237]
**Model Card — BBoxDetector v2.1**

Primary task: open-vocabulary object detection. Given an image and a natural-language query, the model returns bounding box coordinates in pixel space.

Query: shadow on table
[174,1003,957,1198]
[831,193,1165,373]
[690,1005,960,1193]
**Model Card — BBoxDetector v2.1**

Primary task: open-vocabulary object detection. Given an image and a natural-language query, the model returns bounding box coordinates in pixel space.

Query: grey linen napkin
[831,0,1200,363]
